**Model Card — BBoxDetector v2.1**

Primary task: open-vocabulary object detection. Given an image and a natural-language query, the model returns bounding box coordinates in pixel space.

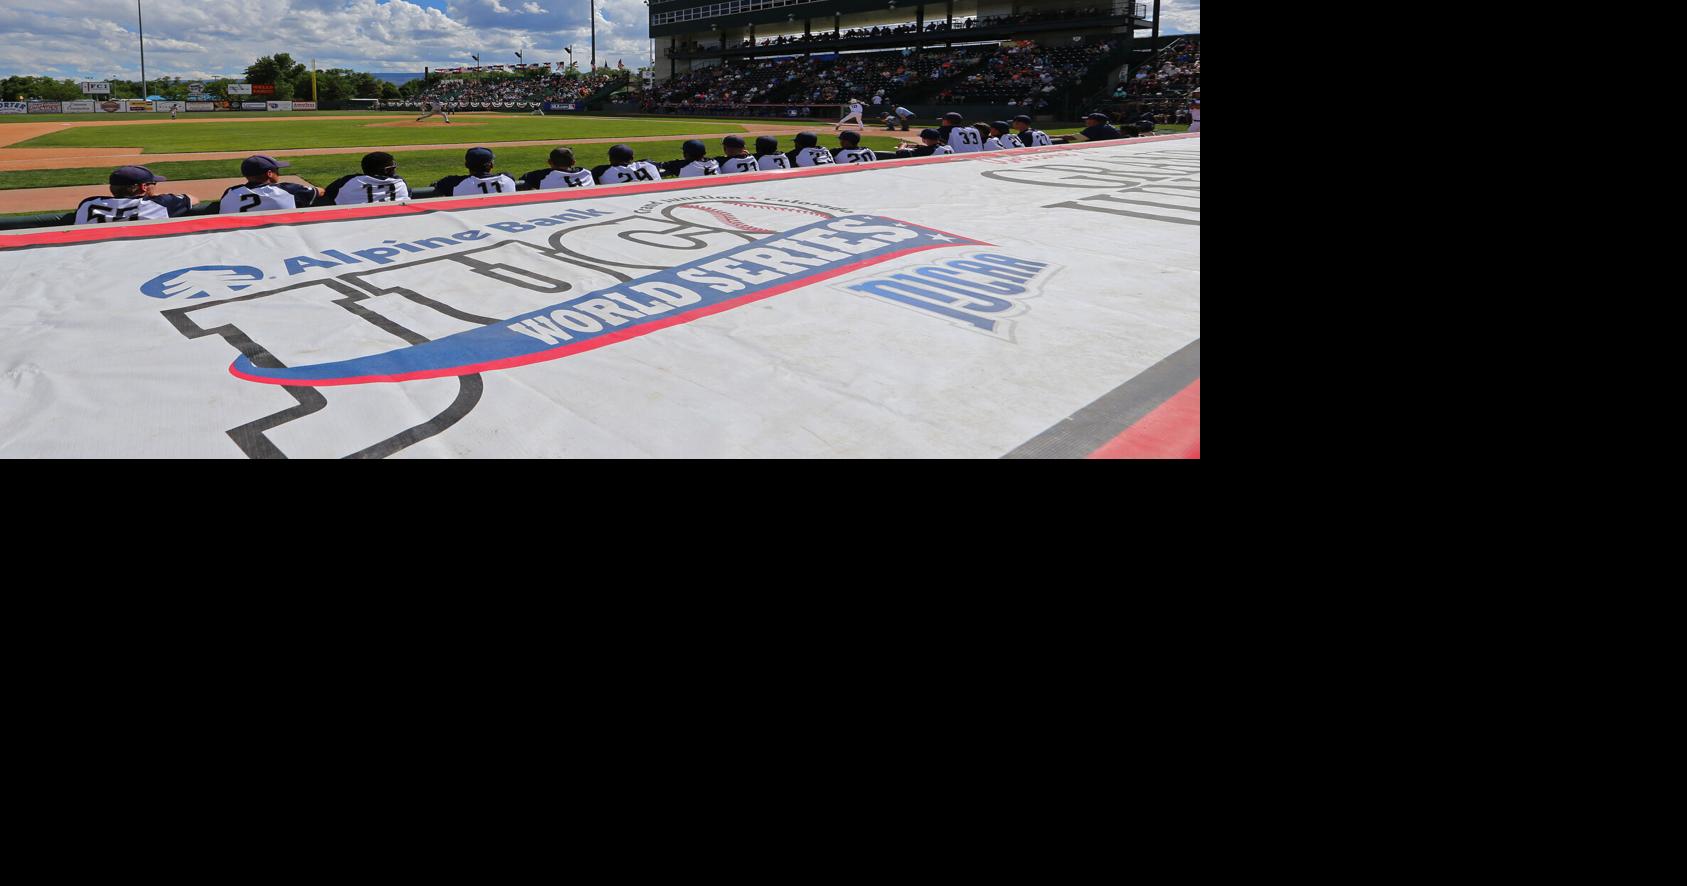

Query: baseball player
[590,144,662,185]
[655,139,721,178]
[218,155,322,214]
[429,147,517,196]
[415,99,451,123]
[321,151,412,205]
[754,136,794,171]
[786,131,835,167]
[1056,111,1123,143]
[984,121,1024,150]
[832,130,894,164]
[74,165,196,225]
[938,112,983,153]
[520,147,598,190]
[835,97,866,132]
[883,105,914,131]
[715,135,762,175]
[170,105,178,120]
[894,129,956,158]
[1188,97,1200,132]
[1011,114,1054,147]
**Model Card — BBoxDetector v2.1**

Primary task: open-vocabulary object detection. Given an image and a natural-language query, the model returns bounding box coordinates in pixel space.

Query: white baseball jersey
[996,133,1024,149]
[833,148,879,164]
[791,146,835,167]
[219,182,313,214]
[1019,128,1053,147]
[947,126,984,153]
[451,174,516,196]
[757,154,794,172]
[333,175,410,205]
[982,137,1006,150]
[847,102,863,117]
[533,169,598,190]
[1190,106,1200,121]
[596,161,661,185]
[74,195,177,225]
[676,159,721,178]
[718,155,762,175]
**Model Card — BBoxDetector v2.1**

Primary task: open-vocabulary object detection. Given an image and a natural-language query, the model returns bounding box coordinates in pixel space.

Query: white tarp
[0,136,1201,458]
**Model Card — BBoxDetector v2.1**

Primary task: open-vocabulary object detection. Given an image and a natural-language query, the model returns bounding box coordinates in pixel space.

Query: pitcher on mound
[416,100,452,124]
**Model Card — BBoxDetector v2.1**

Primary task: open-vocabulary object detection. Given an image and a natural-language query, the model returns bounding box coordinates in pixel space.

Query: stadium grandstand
[646,0,1179,120]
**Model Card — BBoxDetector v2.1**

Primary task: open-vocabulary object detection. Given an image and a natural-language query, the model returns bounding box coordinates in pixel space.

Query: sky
[0,0,1200,82]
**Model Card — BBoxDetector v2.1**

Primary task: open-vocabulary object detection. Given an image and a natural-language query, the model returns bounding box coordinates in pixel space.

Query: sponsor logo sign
[28,101,63,113]
[63,100,96,113]
[242,102,268,111]
[0,137,1204,459]
[100,100,126,113]
[291,101,317,111]
[81,81,111,94]
[0,102,30,114]
[155,101,186,113]
[227,84,254,95]
[128,100,154,112]
[252,84,276,96]
[186,102,215,112]
[266,101,294,112]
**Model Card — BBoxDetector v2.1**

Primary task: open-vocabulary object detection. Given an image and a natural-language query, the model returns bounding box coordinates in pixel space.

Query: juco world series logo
[139,198,1055,457]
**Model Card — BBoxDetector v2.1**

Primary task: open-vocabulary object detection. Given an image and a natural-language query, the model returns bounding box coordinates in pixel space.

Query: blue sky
[0,0,1199,81]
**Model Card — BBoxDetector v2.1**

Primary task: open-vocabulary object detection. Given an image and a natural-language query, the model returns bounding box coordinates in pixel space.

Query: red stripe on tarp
[1087,379,1200,459]
[0,134,1199,248]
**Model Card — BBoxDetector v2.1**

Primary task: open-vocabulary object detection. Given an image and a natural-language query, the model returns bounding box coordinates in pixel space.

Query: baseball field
[0,111,1184,217]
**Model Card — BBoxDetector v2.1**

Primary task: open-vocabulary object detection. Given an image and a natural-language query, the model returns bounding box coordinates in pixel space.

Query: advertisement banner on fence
[128,100,154,112]
[252,84,276,96]
[0,135,1202,459]
[0,102,27,115]
[291,101,317,111]
[63,100,96,113]
[266,101,294,112]
[186,102,215,112]
[99,99,127,113]
[28,101,63,113]
[187,93,216,101]
[227,84,253,95]
[154,101,186,113]
[542,101,581,112]
[242,102,268,111]
[81,81,111,94]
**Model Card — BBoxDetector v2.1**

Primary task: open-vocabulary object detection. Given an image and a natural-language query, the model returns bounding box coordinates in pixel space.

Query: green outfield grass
[0,111,412,124]
[10,115,747,153]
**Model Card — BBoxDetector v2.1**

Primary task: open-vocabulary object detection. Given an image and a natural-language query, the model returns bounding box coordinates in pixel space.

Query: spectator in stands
[74,166,196,225]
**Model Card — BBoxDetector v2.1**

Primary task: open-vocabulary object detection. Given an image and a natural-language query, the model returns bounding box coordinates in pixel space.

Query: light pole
[137,0,148,99]
[590,0,596,70]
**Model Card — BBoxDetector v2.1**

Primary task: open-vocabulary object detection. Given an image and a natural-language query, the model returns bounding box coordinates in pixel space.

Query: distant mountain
[373,73,425,86]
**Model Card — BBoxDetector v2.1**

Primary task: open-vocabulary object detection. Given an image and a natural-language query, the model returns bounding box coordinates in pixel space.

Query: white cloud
[0,0,652,80]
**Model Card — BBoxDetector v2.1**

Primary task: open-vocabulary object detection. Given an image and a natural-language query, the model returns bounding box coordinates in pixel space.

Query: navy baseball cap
[465,147,495,167]
[1012,114,1033,124]
[942,112,964,122]
[1086,111,1110,122]
[722,135,745,150]
[920,128,943,140]
[990,120,1011,133]
[838,130,860,144]
[110,165,165,185]
[241,155,290,177]
[682,139,707,157]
